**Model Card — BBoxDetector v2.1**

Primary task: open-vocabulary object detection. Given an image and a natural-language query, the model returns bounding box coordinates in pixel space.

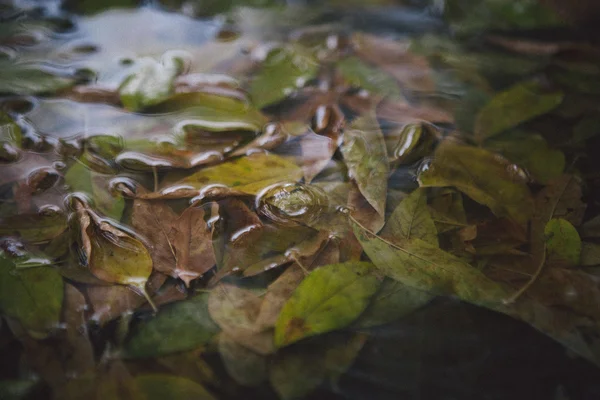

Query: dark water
[2,0,600,399]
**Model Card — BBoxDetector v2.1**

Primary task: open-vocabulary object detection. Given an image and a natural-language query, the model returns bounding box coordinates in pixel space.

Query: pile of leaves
[2,0,600,398]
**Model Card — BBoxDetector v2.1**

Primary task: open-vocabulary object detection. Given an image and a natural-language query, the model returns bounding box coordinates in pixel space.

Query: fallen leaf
[336,56,402,99]
[123,293,219,358]
[167,205,217,286]
[354,278,433,328]
[545,218,582,266]
[580,242,600,266]
[218,333,267,386]
[248,45,318,109]
[581,214,600,239]
[73,198,156,309]
[0,210,67,243]
[381,188,438,246]
[0,60,75,95]
[341,112,389,230]
[255,265,305,329]
[274,261,380,347]
[418,140,534,226]
[474,80,564,142]
[0,252,63,338]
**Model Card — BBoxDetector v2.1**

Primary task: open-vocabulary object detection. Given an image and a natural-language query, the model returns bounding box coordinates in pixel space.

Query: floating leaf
[341,112,389,231]
[474,81,563,142]
[274,262,380,347]
[0,253,63,337]
[336,56,402,99]
[74,198,156,310]
[123,293,219,358]
[354,278,433,328]
[545,218,582,266]
[151,91,268,133]
[0,60,75,95]
[381,188,438,246]
[0,211,67,243]
[65,162,125,220]
[249,46,318,109]
[119,53,183,111]
[351,218,510,306]
[134,374,215,400]
[418,140,533,226]
[218,333,267,387]
[172,152,302,196]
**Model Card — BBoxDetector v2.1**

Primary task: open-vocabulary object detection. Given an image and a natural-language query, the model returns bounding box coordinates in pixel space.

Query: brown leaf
[377,99,454,125]
[348,182,384,234]
[167,205,217,287]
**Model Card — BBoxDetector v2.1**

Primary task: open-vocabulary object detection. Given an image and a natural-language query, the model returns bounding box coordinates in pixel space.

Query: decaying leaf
[134,374,216,400]
[418,140,534,226]
[218,333,268,386]
[341,112,389,232]
[274,261,380,347]
[381,188,438,246]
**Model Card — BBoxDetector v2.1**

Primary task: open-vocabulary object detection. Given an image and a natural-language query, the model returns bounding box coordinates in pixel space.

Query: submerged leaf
[341,112,389,231]
[123,293,219,358]
[0,60,75,95]
[474,81,563,142]
[545,219,582,266]
[381,188,438,246]
[351,218,510,306]
[0,253,63,337]
[274,261,380,347]
[218,333,267,387]
[418,140,533,226]
[336,56,402,99]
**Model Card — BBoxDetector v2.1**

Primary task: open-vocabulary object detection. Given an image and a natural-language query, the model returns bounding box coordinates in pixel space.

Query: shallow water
[2,1,600,399]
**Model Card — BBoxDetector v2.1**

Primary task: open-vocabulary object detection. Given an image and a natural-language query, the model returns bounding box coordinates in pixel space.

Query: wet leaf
[428,188,468,233]
[418,140,533,226]
[381,188,438,246]
[119,53,183,111]
[0,112,22,148]
[474,81,563,142]
[274,261,380,347]
[354,278,433,328]
[0,60,75,95]
[0,252,63,337]
[545,219,582,266]
[208,284,274,355]
[218,333,267,386]
[74,198,156,309]
[341,112,389,231]
[581,215,600,239]
[249,46,318,109]
[151,91,268,133]
[173,152,302,196]
[0,211,67,243]
[351,218,510,306]
[255,265,305,329]
[134,374,215,400]
[299,131,338,184]
[123,293,219,358]
[65,162,125,220]
[0,379,38,399]
[336,56,402,99]
[167,205,216,286]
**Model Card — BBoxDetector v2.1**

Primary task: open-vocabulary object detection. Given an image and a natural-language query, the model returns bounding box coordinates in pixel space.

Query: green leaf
[0,112,22,147]
[218,333,267,386]
[274,262,380,347]
[0,60,75,95]
[65,162,125,221]
[0,253,64,337]
[418,141,533,225]
[123,293,219,358]
[336,56,401,99]
[381,188,438,246]
[354,278,433,328]
[340,112,389,230]
[474,81,563,142]
[0,212,67,243]
[572,116,600,144]
[175,152,302,195]
[351,218,510,306]
[119,54,183,111]
[134,374,215,400]
[545,219,582,266]
[152,91,267,133]
[0,379,39,400]
[248,46,318,109]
